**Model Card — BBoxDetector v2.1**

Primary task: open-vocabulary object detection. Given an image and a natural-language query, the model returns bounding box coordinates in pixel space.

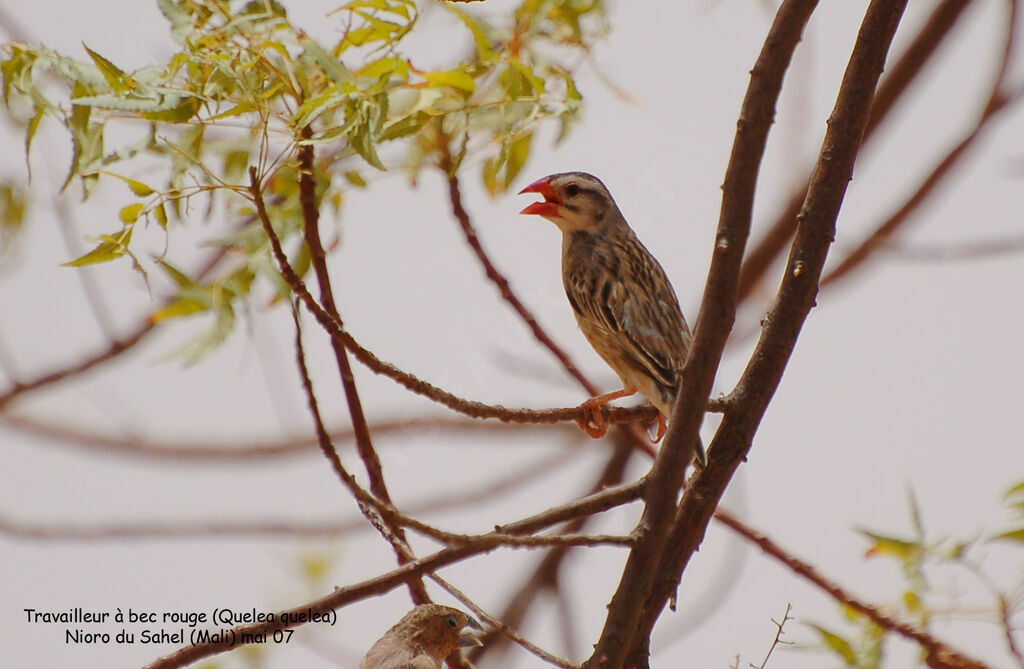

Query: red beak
[519,176,561,217]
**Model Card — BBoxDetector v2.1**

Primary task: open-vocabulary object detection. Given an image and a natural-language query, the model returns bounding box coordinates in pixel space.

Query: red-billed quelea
[520,172,706,466]
[358,604,483,669]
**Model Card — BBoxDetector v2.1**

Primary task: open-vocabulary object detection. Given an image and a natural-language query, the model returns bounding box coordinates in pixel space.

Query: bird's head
[519,172,622,234]
[400,604,483,663]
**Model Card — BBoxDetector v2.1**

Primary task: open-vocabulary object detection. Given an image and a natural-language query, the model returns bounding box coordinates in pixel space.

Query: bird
[519,171,706,466]
[358,604,483,669]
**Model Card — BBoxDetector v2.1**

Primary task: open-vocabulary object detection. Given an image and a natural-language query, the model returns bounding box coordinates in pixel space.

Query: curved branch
[441,157,600,397]
[247,167,692,440]
[716,512,987,669]
[293,134,429,603]
[0,222,233,409]
[0,412,559,461]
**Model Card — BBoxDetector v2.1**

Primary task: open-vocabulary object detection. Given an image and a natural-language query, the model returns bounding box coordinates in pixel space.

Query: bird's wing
[607,234,693,387]
[563,229,692,390]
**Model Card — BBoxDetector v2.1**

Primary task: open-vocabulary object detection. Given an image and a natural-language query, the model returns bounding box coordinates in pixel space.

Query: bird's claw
[648,413,667,444]
[576,403,609,438]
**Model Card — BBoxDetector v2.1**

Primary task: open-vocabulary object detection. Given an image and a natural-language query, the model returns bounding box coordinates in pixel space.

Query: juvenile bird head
[360,604,483,669]
[519,172,624,234]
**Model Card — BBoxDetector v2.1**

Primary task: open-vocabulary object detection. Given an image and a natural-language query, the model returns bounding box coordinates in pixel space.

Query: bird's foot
[575,387,638,439]
[648,413,667,444]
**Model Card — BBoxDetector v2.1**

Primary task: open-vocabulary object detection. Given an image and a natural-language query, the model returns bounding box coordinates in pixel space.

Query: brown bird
[358,604,483,669]
[520,172,705,466]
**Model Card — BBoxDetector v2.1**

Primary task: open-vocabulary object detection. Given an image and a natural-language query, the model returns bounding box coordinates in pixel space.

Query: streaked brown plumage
[359,604,483,669]
[520,171,706,465]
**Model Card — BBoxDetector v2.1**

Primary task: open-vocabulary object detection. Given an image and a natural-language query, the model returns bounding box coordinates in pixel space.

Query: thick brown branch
[631,2,909,664]
[586,2,821,666]
[735,0,977,303]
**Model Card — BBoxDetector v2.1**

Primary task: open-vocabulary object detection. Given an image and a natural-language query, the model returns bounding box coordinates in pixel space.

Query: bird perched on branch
[520,171,706,466]
[359,604,483,669]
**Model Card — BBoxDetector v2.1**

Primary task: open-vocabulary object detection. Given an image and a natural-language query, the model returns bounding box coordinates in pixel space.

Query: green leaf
[902,590,922,613]
[173,304,235,364]
[171,124,205,174]
[153,203,168,228]
[858,529,921,560]
[102,172,155,196]
[423,68,476,93]
[82,44,136,93]
[63,228,132,267]
[350,122,384,170]
[377,111,427,141]
[300,35,355,89]
[156,0,194,44]
[292,87,345,129]
[990,528,1024,544]
[357,56,409,81]
[1004,481,1024,500]
[344,171,366,187]
[446,4,494,61]
[152,296,209,321]
[120,203,144,223]
[207,101,258,121]
[156,258,195,289]
[25,109,44,175]
[807,624,857,664]
[141,95,200,123]
[503,131,531,187]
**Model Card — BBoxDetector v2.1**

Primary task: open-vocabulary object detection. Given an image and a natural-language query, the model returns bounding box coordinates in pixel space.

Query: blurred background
[1,0,1022,667]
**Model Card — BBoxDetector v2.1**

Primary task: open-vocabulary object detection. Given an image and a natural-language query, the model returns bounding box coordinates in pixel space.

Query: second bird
[519,171,706,466]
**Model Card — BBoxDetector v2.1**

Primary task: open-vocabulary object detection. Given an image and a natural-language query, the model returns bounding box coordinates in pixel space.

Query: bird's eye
[565,183,580,197]
[445,616,458,629]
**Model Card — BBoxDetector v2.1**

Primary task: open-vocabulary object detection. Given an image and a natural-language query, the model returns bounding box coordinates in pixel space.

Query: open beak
[458,615,485,647]
[519,176,561,217]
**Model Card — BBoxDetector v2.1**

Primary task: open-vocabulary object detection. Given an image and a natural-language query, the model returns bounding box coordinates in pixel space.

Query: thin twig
[0,450,579,542]
[886,234,1024,262]
[751,603,793,669]
[144,471,644,668]
[440,153,599,398]
[716,513,987,669]
[293,133,429,603]
[434,575,579,669]
[0,412,563,461]
[0,219,233,409]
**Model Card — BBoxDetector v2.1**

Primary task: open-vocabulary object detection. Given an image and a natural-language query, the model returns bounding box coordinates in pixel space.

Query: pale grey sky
[1,1,1022,668]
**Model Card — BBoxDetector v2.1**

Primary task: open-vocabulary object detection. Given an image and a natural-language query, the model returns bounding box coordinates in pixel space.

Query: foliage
[805,486,1024,668]
[0,0,603,359]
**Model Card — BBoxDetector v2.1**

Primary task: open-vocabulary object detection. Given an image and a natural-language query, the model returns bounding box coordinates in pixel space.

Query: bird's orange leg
[576,386,638,438]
